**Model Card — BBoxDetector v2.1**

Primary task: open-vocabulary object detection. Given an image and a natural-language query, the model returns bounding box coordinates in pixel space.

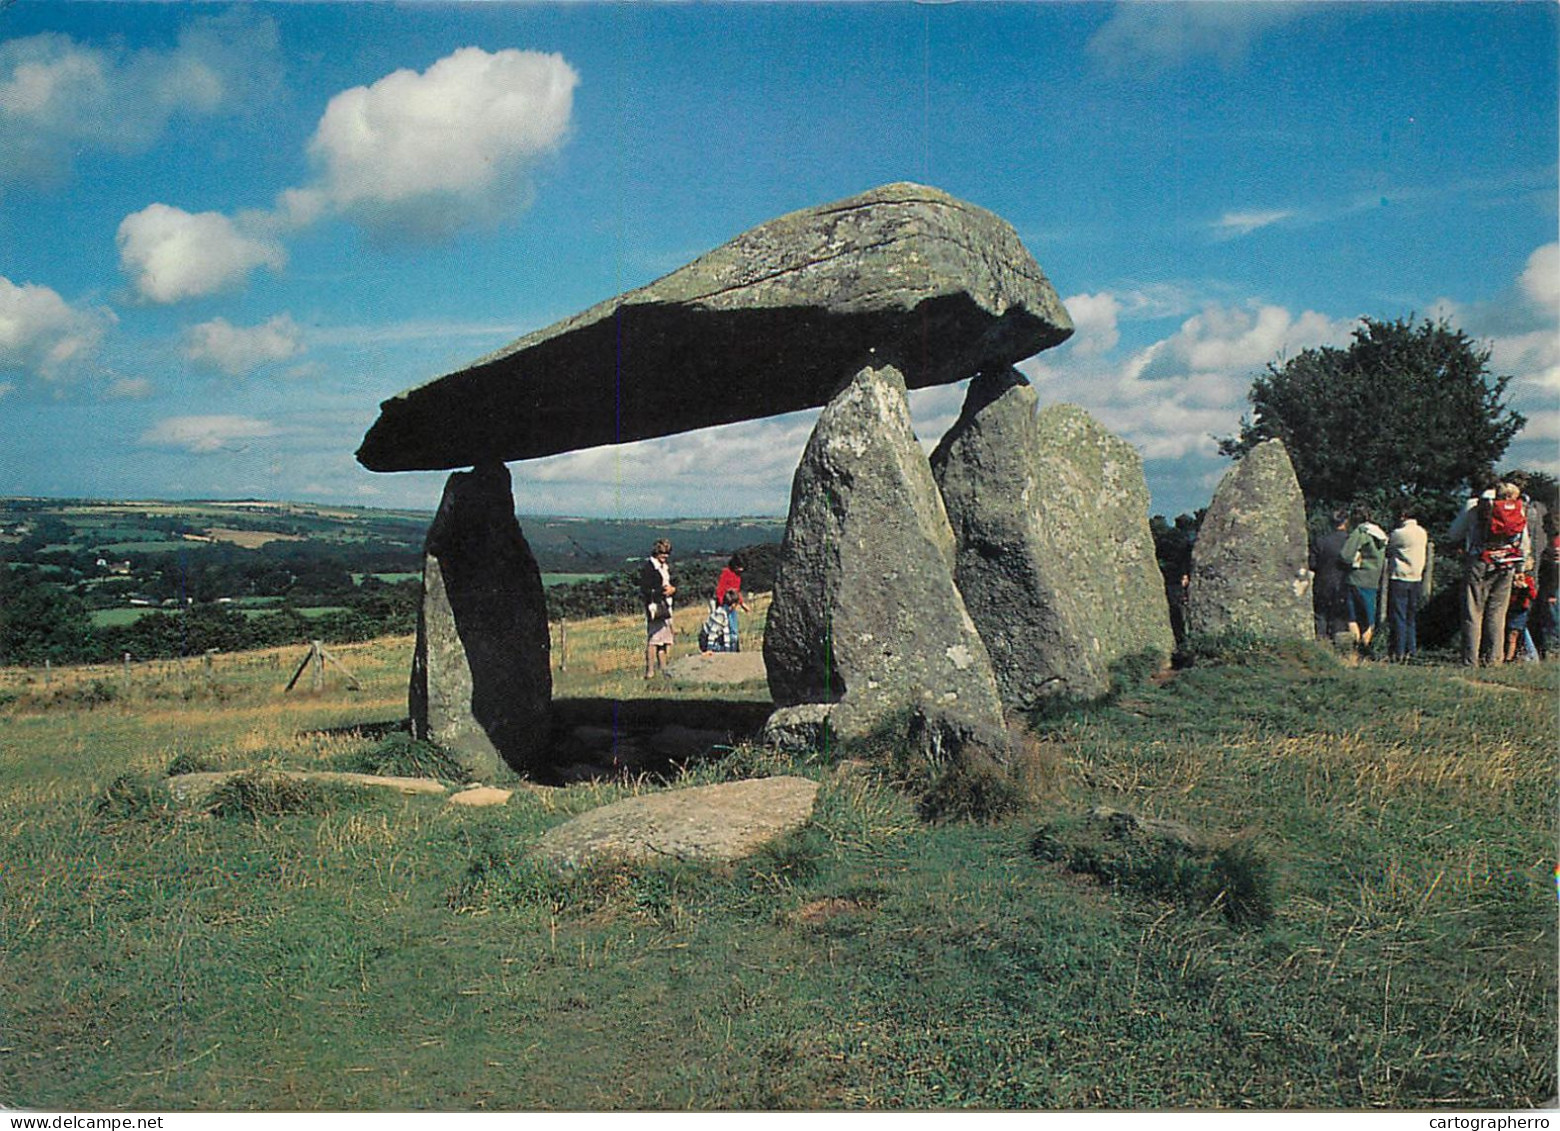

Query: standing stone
[931,370,1173,706]
[764,363,1008,755]
[1185,438,1312,641]
[411,462,552,780]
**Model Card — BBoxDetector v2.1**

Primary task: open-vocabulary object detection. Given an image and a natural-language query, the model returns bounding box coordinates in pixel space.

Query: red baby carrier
[1479,496,1526,568]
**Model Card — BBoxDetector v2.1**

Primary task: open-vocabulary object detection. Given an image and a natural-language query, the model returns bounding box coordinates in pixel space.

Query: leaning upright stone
[1185,438,1312,641]
[410,462,552,780]
[764,363,1008,755]
[931,370,1172,706]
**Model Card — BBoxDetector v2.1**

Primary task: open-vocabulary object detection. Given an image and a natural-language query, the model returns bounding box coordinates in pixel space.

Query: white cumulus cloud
[514,411,819,518]
[1489,329,1560,396]
[111,44,579,301]
[184,314,304,376]
[1519,242,1559,312]
[117,203,286,303]
[1086,3,1313,75]
[1138,303,1352,380]
[0,11,281,190]
[0,275,115,381]
[1426,242,1560,464]
[1061,291,1122,358]
[139,415,277,454]
[1019,298,1354,463]
[305,46,579,239]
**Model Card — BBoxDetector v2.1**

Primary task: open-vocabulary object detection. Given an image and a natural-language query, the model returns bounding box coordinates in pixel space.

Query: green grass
[92,602,349,626]
[97,539,190,553]
[91,606,158,627]
[0,622,1553,1111]
[237,604,349,621]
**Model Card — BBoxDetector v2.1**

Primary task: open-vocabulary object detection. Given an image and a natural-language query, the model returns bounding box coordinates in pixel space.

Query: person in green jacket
[1340,509,1390,653]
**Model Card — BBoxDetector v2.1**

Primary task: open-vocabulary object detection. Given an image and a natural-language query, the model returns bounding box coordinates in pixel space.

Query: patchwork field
[0,609,1554,1111]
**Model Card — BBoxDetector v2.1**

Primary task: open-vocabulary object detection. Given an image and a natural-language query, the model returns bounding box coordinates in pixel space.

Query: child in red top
[1506,570,1539,662]
[714,554,750,652]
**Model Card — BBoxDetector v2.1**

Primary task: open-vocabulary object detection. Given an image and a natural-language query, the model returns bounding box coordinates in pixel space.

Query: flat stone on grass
[448,786,515,807]
[663,650,768,686]
[167,770,449,806]
[533,776,820,867]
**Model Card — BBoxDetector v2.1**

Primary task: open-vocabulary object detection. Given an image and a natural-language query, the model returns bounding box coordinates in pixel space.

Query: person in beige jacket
[1386,509,1429,660]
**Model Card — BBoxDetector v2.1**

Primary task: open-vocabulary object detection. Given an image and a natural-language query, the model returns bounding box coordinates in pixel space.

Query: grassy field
[90,607,158,628]
[0,606,1554,1112]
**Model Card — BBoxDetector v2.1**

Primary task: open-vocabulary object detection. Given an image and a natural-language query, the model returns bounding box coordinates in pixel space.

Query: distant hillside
[517,515,786,571]
[0,497,784,574]
[1,497,788,666]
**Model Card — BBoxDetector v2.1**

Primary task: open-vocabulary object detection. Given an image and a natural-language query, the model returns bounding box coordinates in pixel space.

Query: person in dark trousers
[1535,514,1560,658]
[640,539,676,678]
[1311,510,1351,643]
[1449,479,1530,666]
[1386,507,1428,660]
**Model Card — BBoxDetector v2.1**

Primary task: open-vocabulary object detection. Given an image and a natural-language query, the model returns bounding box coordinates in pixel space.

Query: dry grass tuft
[1271,730,1543,804]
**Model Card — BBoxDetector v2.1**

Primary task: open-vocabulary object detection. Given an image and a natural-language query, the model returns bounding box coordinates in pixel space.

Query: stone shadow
[543,696,776,785]
[307,697,774,786]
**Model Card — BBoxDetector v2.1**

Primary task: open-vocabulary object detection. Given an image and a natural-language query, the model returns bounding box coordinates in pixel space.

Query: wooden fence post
[284,640,360,693]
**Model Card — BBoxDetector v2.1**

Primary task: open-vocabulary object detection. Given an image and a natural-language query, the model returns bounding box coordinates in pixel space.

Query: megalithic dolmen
[357,182,1073,780]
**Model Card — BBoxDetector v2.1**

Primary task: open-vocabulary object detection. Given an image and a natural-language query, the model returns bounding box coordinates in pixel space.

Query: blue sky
[1,1,1555,521]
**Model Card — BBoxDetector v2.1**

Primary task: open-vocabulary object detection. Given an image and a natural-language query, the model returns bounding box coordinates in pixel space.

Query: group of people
[1311,506,1429,660]
[1449,470,1555,667]
[638,540,750,679]
[642,473,1560,678]
[1310,470,1558,666]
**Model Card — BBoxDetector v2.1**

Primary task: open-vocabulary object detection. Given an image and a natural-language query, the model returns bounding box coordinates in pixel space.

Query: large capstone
[357,182,1072,472]
[931,370,1173,705]
[410,462,552,780]
[763,363,1008,754]
[1185,438,1312,641]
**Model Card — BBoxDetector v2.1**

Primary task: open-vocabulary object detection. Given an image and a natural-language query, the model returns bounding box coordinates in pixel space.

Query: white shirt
[648,556,672,615]
[1388,519,1428,582]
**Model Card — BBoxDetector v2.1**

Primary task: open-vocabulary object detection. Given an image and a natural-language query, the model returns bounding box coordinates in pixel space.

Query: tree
[1514,469,1558,515]
[1219,316,1525,526]
[0,569,92,665]
[1149,512,1203,583]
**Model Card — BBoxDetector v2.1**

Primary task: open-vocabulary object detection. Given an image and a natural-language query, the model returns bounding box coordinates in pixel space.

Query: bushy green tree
[1219,316,1524,528]
[0,569,92,665]
[1149,512,1203,583]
